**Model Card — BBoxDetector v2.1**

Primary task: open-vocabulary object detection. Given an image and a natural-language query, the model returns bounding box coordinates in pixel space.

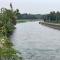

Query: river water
[11,21,60,60]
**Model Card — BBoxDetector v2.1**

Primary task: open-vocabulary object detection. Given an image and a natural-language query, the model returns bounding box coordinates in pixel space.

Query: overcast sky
[0,0,60,14]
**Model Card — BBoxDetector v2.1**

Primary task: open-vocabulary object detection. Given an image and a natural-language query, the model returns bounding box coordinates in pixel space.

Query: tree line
[43,11,60,23]
[16,9,42,19]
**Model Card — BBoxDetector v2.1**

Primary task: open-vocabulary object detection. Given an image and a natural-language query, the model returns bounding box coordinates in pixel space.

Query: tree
[0,3,22,60]
[43,11,60,23]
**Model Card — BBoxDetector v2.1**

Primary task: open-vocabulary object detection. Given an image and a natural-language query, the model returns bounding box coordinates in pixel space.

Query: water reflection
[11,21,60,60]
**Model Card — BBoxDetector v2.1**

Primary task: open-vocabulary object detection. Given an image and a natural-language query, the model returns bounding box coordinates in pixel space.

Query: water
[11,21,60,60]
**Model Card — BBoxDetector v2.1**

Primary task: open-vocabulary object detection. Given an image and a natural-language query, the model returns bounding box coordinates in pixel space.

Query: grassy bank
[0,6,22,60]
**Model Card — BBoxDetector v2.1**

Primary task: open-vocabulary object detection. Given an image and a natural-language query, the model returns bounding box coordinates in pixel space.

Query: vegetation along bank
[0,3,22,60]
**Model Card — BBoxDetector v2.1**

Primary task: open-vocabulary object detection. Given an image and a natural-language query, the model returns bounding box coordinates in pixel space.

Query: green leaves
[0,48,22,60]
[0,4,22,60]
[0,36,22,60]
[43,11,60,23]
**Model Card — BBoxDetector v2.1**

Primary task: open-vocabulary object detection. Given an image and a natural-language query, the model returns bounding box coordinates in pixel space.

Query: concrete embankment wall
[39,22,60,30]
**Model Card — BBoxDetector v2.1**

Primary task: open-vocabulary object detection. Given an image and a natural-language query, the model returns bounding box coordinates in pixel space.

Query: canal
[11,21,60,60]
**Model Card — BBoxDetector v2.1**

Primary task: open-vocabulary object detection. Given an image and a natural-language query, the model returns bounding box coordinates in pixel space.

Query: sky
[0,0,60,14]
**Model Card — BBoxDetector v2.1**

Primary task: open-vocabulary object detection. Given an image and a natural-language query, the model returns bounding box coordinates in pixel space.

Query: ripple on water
[11,21,60,60]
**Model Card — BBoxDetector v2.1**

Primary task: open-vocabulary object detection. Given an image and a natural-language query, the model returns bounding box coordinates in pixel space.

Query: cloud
[0,0,60,14]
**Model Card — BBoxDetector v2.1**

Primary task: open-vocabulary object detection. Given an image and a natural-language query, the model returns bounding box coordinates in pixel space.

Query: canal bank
[39,22,60,30]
